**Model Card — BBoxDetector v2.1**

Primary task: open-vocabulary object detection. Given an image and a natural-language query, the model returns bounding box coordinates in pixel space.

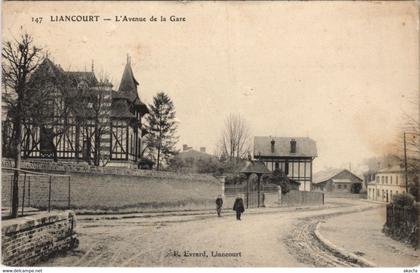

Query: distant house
[367,165,407,203]
[174,145,218,172]
[312,169,363,193]
[177,145,215,161]
[253,136,317,191]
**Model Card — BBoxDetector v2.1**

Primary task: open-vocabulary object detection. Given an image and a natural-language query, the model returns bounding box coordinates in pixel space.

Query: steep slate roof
[312,169,363,184]
[30,57,147,121]
[240,160,271,174]
[117,60,149,114]
[254,136,317,158]
[65,71,98,87]
[118,60,140,101]
[34,58,98,87]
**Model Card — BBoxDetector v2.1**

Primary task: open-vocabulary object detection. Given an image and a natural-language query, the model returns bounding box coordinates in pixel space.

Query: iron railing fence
[1,167,71,218]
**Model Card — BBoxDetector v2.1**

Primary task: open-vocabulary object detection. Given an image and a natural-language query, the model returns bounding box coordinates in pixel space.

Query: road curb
[77,204,338,221]
[314,221,377,267]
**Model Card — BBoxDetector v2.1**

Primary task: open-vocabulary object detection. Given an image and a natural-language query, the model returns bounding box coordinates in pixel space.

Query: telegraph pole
[403,132,408,193]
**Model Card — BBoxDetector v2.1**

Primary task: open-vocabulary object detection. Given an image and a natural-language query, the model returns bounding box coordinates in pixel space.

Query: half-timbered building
[253,136,317,191]
[11,56,148,167]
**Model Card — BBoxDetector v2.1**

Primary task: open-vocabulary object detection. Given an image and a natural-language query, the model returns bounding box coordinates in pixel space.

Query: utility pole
[403,132,408,193]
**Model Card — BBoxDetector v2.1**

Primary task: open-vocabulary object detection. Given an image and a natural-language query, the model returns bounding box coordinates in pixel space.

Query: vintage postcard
[1,0,419,271]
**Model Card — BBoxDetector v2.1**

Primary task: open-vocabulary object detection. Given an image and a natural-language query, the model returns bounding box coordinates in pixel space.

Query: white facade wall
[367,172,406,202]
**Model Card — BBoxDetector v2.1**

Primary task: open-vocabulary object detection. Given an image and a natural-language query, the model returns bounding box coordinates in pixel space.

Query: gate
[245,191,264,208]
[224,184,265,208]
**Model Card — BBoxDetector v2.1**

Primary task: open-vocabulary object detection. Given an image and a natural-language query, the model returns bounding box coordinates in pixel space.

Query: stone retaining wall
[2,159,223,212]
[1,211,77,266]
[2,158,215,182]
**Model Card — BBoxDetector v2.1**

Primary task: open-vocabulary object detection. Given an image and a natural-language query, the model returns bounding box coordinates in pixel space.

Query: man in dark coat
[233,195,245,220]
[215,195,223,217]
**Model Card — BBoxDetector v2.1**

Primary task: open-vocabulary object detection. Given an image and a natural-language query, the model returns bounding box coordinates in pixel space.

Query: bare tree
[75,81,112,166]
[218,113,251,163]
[2,33,42,218]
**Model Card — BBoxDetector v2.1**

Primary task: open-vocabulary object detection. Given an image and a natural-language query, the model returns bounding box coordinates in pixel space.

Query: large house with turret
[2,56,148,167]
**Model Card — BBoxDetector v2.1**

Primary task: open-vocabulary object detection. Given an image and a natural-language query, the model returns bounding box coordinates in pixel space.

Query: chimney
[271,139,275,153]
[290,139,297,153]
[200,147,206,153]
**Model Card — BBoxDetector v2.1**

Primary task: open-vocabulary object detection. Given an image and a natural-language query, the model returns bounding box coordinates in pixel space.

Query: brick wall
[1,211,77,266]
[280,190,324,206]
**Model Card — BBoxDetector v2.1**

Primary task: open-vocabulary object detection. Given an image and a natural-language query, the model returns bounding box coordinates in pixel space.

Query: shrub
[391,193,415,209]
[269,169,290,194]
[225,173,248,185]
[408,176,419,202]
[138,158,155,170]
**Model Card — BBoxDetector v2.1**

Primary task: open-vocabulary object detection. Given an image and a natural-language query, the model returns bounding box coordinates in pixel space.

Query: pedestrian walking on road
[233,195,245,220]
[215,195,223,217]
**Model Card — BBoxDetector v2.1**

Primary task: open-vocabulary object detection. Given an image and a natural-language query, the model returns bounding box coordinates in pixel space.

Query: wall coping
[2,210,76,235]
[1,158,221,183]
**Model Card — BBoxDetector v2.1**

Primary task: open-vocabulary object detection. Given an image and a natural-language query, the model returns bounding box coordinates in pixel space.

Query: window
[381,176,384,184]
[390,176,392,184]
[376,176,379,182]
[338,185,342,189]
[396,176,399,185]
[290,139,296,153]
[275,162,279,170]
[343,184,347,189]
[385,176,388,184]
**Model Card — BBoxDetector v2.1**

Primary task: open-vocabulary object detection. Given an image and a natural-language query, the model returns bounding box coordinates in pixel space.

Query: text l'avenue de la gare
[41,15,187,24]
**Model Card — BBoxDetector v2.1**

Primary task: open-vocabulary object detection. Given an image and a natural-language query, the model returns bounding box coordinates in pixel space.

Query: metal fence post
[48,176,52,212]
[68,176,71,209]
[21,173,27,216]
[28,176,31,207]
[10,175,13,215]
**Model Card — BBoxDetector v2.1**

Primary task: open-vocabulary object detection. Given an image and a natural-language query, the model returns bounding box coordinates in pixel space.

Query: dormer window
[290,139,296,153]
[271,139,275,153]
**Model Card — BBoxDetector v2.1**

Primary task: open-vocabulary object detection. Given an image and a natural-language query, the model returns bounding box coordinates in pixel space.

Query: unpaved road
[42,198,380,267]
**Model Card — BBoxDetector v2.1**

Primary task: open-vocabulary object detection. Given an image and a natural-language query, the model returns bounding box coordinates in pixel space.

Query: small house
[312,169,363,193]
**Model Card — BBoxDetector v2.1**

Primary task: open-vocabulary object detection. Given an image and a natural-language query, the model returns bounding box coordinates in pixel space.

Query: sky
[2,1,419,174]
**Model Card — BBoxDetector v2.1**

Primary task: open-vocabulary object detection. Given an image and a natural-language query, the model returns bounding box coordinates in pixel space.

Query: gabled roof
[312,169,363,184]
[30,58,99,91]
[29,58,65,84]
[65,71,98,87]
[254,136,317,158]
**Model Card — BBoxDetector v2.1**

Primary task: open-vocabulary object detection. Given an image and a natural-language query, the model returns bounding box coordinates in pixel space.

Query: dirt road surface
[42,198,382,267]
